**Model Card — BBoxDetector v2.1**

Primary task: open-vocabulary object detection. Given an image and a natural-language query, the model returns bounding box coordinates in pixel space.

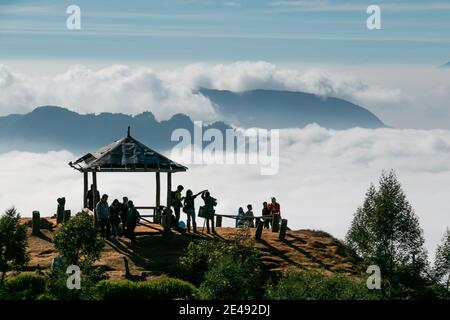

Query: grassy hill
[20,217,361,280]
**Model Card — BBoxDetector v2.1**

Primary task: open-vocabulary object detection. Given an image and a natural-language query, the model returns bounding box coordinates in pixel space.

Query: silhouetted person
[262,201,271,229]
[126,200,141,246]
[201,191,217,233]
[87,184,100,210]
[236,207,245,227]
[110,199,121,239]
[244,204,255,228]
[120,196,129,236]
[172,185,184,225]
[183,189,205,233]
[96,194,110,238]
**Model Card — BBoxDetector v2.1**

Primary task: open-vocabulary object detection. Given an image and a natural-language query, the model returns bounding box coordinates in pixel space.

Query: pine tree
[434,229,450,290]
[346,170,428,295]
[0,207,29,285]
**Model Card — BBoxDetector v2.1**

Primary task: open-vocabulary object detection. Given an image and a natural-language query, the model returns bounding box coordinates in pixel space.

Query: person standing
[172,185,184,225]
[183,189,205,233]
[96,194,111,238]
[244,204,255,228]
[268,197,281,228]
[201,191,217,233]
[126,200,141,247]
[110,199,121,239]
[236,207,245,227]
[87,184,100,210]
[120,196,129,237]
[268,197,281,215]
[262,202,271,229]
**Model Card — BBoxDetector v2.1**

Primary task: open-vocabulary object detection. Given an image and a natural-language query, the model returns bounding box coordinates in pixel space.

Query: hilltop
[20,217,361,280]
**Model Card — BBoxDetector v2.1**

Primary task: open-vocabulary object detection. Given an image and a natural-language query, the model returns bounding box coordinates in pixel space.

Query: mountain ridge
[199,88,385,129]
[0,88,386,154]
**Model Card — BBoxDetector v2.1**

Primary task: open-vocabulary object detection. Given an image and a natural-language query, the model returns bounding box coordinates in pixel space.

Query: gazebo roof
[69,129,187,173]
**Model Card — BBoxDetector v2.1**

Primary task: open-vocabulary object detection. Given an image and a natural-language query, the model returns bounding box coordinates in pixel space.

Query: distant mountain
[199,88,385,129]
[0,88,386,154]
[0,106,230,154]
[441,62,450,68]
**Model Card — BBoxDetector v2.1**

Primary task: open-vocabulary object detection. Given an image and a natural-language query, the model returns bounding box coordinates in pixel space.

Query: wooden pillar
[92,172,98,222]
[64,210,71,223]
[56,197,65,224]
[155,172,161,223]
[255,218,263,240]
[32,211,40,235]
[279,219,288,240]
[216,215,222,228]
[163,172,172,232]
[166,172,172,208]
[92,172,98,207]
[272,214,281,233]
[123,257,131,279]
[83,172,88,209]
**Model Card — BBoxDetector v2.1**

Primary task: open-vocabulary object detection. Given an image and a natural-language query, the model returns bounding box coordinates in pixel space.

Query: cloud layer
[1,62,449,128]
[1,125,449,259]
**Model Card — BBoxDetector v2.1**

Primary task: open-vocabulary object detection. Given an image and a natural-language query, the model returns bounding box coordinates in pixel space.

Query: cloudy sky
[1,0,449,64]
[0,0,449,128]
[0,1,449,259]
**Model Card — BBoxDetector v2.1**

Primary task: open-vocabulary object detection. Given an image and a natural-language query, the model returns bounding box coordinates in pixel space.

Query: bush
[95,277,197,300]
[177,238,264,288]
[198,254,264,300]
[265,270,379,300]
[41,265,106,300]
[0,273,45,300]
[53,211,104,266]
[177,240,224,286]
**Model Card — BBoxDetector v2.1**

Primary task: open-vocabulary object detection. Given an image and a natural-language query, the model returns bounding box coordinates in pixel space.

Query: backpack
[171,191,181,207]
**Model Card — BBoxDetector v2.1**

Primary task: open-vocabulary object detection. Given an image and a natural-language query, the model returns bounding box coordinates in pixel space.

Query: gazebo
[69,127,187,226]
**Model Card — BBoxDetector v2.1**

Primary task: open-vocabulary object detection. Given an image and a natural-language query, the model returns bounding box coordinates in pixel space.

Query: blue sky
[0,0,449,64]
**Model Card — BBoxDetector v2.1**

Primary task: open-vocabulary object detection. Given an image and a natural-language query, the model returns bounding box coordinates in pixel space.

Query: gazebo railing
[135,206,164,223]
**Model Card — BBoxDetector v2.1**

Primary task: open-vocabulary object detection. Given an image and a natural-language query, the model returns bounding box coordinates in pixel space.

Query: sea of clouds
[1,125,449,259]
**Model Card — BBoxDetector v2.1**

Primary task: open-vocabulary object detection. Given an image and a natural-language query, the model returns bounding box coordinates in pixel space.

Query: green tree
[346,170,428,296]
[434,228,450,290]
[0,207,29,285]
[53,211,104,266]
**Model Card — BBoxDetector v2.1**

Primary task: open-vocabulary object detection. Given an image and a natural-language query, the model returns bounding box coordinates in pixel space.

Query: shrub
[41,265,106,300]
[265,269,379,300]
[177,240,224,286]
[177,238,264,288]
[95,277,197,300]
[53,211,104,266]
[198,253,264,300]
[0,273,45,300]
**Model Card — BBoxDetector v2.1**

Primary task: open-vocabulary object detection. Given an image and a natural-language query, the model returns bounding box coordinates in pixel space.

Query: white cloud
[0,62,449,129]
[0,64,217,121]
[1,125,450,260]
[269,1,450,12]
